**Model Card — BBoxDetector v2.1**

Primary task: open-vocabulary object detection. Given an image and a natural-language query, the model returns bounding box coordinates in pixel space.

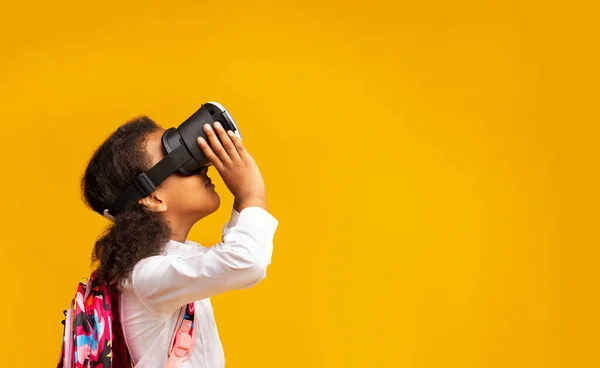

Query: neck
[165,215,195,243]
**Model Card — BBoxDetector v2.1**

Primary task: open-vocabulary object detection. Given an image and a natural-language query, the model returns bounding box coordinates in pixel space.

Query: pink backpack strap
[61,277,92,368]
[62,304,74,368]
[165,303,196,368]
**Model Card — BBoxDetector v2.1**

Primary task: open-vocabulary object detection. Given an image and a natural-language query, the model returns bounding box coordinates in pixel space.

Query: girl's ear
[138,192,167,213]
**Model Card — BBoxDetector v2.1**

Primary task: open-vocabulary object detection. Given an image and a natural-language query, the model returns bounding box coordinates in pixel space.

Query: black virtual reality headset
[101,102,241,220]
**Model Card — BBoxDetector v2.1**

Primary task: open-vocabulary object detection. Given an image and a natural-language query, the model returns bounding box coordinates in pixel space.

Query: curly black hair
[81,116,171,287]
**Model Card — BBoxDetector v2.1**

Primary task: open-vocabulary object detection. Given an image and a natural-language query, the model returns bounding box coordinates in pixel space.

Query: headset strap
[104,144,192,217]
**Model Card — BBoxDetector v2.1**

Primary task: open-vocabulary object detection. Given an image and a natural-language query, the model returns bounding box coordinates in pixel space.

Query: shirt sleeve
[221,206,241,240]
[131,206,278,316]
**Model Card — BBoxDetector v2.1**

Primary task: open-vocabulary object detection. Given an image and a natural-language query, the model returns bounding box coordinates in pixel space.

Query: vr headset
[102,102,241,221]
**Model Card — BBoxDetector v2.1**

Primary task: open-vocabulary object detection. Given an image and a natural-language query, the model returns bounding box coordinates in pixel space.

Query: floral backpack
[57,271,196,368]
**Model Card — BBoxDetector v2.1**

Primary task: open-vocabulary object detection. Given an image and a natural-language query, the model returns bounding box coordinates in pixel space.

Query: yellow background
[0,1,597,367]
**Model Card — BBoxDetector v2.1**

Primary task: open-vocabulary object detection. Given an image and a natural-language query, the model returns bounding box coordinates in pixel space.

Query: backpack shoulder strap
[165,303,196,368]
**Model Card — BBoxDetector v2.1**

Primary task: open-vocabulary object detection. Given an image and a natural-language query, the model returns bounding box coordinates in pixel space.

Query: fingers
[203,123,232,165]
[197,122,248,171]
[213,122,241,162]
[197,135,223,170]
[227,130,246,155]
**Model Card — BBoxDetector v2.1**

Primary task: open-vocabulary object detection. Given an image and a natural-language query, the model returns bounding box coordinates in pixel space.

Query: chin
[191,200,221,223]
[211,196,221,212]
[206,194,221,214]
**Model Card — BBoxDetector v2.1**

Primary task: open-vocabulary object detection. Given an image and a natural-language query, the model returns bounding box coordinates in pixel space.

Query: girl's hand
[197,122,267,211]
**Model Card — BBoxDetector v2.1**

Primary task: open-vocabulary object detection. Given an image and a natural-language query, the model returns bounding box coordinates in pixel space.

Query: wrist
[234,196,267,212]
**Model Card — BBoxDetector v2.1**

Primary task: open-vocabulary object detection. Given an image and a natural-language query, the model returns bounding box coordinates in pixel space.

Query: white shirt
[119,206,279,367]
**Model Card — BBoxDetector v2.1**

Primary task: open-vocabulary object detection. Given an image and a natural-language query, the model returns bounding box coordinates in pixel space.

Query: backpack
[57,270,196,368]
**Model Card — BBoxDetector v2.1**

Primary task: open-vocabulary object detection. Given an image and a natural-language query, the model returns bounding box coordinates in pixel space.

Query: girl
[81,115,278,367]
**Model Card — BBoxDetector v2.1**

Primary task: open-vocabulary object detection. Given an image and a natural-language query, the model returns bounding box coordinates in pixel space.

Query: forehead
[143,128,166,166]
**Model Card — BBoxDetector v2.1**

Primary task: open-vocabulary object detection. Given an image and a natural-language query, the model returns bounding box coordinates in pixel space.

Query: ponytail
[92,203,170,286]
[81,116,171,287]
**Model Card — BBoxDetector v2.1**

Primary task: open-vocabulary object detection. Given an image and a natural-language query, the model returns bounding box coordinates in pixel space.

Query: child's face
[140,128,221,222]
